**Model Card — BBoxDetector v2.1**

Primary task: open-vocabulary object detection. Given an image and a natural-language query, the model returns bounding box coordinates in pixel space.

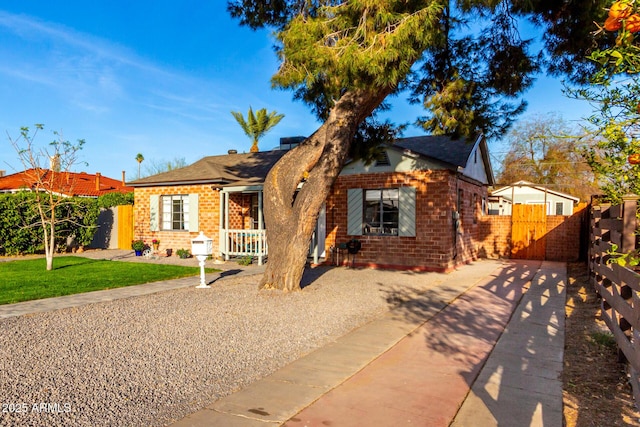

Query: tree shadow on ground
[380,260,565,426]
[299,264,336,289]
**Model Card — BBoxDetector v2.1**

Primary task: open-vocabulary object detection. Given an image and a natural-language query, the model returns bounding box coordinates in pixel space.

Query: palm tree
[135,153,144,179]
[231,107,284,153]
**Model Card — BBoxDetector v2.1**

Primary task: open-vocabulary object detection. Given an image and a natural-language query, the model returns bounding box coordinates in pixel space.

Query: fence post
[622,195,638,253]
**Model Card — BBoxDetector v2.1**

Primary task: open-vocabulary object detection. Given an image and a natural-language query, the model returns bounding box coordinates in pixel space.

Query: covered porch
[218,185,326,266]
[219,185,267,265]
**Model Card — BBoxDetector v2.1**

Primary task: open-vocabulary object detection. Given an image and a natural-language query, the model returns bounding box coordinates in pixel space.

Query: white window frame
[364,188,400,236]
[161,195,189,231]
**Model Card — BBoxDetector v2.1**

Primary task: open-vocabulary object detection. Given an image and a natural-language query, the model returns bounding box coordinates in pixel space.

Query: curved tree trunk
[260,88,390,291]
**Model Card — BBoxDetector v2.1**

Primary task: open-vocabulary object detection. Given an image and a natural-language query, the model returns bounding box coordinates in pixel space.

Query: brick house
[129,150,285,263]
[128,134,494,271]
[326,135,494,271]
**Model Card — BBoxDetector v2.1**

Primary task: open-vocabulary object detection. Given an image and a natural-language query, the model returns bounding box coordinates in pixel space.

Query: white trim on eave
[491,181,580,202]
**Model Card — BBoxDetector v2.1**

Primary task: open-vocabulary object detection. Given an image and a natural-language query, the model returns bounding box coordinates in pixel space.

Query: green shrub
[0,192,100,254]
[590,331,616,350]
[176,248,191,259]
[98,192,133,209]
[237,255,253,266]
[0,192,42,255]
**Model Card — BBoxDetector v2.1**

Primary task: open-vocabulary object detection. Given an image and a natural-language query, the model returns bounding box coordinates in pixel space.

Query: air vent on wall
[375,152,390,167]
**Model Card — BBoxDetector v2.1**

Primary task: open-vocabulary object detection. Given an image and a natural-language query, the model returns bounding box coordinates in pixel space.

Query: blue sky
[0,3,595,181]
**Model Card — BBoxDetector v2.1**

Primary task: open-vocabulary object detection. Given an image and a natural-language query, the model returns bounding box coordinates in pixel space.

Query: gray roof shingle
[128,150,286,187]
[394,135,477,168]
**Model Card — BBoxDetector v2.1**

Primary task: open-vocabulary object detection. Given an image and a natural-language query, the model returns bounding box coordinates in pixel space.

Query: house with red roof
[0,169,133,197]
[0,169,134,251]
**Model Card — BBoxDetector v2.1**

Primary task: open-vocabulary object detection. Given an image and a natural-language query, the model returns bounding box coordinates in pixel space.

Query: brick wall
[228,193,255,230]
[477,207,586,262]
[477,216,512,258]
[545,212,585,261]
[456,177,486,264]
[133,185,221,255]
[326,170,488,272]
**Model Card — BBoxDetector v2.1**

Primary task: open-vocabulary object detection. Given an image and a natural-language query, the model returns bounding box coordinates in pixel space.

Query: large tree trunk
[260,89,390,291]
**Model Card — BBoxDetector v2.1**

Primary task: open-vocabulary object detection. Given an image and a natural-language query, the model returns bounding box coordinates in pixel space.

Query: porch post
[312,229,318,265]
[258,190,264,265]
[219,190,224,259]
[224,192,230,261]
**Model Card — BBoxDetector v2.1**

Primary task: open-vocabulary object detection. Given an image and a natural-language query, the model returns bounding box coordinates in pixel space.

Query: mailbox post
[191,231,213,288]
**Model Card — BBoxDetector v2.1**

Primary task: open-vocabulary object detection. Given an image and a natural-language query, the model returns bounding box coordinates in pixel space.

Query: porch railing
[221,229,267,264]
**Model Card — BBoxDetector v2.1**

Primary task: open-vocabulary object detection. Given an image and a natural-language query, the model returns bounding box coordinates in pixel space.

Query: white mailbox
[191,232,213,289]
[191,232,213,257]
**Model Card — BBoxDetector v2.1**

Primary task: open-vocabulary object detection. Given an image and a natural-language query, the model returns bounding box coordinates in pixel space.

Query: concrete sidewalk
[171,259,566,427]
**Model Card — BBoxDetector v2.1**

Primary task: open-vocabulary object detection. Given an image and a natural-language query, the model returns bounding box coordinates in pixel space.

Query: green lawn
[0,256,220,305]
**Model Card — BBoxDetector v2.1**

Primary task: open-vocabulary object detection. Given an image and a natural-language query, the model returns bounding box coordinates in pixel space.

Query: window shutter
[188,193,199,232]
[149,195,159,232]
[347,189,363,236]
[398,187,416,237]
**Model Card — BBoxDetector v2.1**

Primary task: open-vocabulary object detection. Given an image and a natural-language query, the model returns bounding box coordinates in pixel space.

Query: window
[364,189,399,235]
[555,201,564,215]
[162,195,189,231]
[347,187,415,237]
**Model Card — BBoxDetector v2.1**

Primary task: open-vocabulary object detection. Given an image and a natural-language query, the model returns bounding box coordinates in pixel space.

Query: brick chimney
[122,171,126,186]
[95,172,101,191]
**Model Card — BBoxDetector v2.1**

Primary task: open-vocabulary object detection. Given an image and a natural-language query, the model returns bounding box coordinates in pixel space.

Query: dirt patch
[563,262,640,426]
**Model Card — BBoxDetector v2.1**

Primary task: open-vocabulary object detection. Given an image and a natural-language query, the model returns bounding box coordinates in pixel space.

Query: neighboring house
[0,169,133,197]
[0,169,134,250]
[489,181,579,216]
[487,195,512,216]
[129,134,494,272]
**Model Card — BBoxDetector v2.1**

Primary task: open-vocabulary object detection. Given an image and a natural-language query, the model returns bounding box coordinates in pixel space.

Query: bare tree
[143,156,188,177]
[496,114,599,202]
[8,124,87,270]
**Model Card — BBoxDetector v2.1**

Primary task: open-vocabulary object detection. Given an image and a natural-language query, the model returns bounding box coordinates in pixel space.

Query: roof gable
[341,134,494,185]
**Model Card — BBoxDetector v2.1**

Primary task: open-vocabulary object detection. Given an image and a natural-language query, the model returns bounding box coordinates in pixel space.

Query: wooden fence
[116,205,134,250]
[90,205,134,250]
[589,197,640,404]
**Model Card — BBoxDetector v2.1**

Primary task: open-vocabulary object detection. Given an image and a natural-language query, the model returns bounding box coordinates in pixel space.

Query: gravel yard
[0,262,449,427]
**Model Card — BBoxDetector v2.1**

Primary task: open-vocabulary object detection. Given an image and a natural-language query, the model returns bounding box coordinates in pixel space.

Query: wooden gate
[511,204,546,260]
[116,205,134,250]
